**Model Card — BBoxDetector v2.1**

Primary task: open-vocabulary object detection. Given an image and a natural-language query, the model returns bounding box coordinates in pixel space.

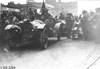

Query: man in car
[41,8,51,22]
[28,8,35,21]
[34,9,41,20]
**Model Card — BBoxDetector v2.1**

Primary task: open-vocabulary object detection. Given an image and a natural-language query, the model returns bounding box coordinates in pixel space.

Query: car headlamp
[16,29,19,32]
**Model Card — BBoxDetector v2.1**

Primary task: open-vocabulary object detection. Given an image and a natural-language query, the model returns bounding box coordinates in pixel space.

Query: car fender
[5,24,21,32]
[5,24,14,30]
[53,22,62,32]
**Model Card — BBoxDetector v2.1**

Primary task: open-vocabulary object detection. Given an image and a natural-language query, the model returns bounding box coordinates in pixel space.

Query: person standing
[93,8,100,39]
[66,13,74,39]
[80,10,89,40]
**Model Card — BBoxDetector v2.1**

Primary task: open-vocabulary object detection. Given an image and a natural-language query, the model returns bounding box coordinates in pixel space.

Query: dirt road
[0,38,100,69]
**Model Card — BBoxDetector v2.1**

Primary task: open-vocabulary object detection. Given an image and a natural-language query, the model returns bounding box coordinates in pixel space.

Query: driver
[41,8,51,22]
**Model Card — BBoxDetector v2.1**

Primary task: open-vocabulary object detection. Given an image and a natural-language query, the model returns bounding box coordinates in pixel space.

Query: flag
[41,0,48,14]
[41,0,46,9]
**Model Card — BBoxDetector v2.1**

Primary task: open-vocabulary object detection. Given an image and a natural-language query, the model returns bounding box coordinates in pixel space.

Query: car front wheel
[8,38,17,49]
[39,27,48,50]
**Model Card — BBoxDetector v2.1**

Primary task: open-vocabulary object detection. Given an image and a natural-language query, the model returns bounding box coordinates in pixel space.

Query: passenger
[28,8,35,21]
[34,9,41,20]
[41,8,51,22]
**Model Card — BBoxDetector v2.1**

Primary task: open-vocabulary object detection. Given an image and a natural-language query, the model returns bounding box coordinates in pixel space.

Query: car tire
[39,27,48,50]
[8,38,17,49]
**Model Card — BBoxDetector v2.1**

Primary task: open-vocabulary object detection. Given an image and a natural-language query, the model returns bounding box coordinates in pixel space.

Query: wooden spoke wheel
[39,27,48,50]
[8,38,17,49]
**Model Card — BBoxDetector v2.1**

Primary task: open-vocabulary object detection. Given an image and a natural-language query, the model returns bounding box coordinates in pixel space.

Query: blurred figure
[28,8,35,21]
[94,8,100,24]
[94,8,100,38]
[66,13,74,39]
[80,10,89,40]
[28,8,34,16]
[40,0,51,21]
[55,16,58,23]
[41,9,51,21]
[59,13,65,20]
[88,11,95,23]
[74,15,79,22]
[34,9,41,20]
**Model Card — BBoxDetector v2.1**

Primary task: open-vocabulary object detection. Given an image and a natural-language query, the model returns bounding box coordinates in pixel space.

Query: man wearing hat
[80,10,90,40]
[66,13,74,39]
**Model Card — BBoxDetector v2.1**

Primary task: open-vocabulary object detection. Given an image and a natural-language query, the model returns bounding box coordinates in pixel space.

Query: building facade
[45,0,78,15]
[21,0,78,16]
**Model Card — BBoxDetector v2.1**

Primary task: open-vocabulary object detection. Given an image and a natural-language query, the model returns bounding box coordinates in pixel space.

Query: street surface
[0,37,100,69]
[89,56,100,69]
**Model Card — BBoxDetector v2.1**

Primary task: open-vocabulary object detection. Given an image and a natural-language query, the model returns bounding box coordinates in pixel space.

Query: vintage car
[4,19,63,50]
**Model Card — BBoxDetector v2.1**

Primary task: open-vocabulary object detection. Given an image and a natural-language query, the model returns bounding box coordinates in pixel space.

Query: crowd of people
[0,6,100,42]
[80,8,100,40]
[0,8,55,26]
[58,7,100,40]
[0,7,56,42]
[75,8,100,40]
